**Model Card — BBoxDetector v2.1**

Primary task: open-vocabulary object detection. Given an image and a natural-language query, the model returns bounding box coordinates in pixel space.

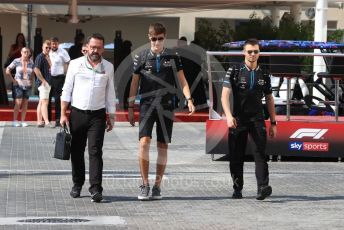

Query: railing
[206,51,344,122]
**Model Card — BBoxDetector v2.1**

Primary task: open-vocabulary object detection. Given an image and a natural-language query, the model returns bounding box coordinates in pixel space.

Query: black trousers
[48,75,65,121]
[69,107,106,193]
[228,119,269,191]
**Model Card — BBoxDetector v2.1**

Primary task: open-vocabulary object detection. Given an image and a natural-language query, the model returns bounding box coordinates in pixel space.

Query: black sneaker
[232,190,243,199]
[138,184,150,201]
[70,185,82,198]
[91,192,103,203]
[151,185,162,200]
[256,185,272,200]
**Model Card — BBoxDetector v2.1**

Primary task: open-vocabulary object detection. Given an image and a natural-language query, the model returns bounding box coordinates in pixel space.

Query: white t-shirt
[50,47,70,76]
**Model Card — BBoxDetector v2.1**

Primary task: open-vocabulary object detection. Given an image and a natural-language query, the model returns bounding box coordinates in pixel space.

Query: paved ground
[0,121,344,229]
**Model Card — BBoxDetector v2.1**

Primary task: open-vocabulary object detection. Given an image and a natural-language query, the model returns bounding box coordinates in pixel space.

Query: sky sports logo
[289,142,329,152]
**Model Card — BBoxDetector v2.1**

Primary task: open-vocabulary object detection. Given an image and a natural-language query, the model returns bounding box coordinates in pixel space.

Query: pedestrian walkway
[0,121,344,229]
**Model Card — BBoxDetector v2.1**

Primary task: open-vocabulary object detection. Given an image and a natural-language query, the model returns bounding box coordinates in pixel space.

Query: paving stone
[0,122,344,229]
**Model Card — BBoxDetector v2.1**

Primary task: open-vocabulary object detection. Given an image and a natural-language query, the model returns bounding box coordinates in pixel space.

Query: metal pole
[27,4,33,48]
[206,53,213,119]
[335,79,339,121]
[286,78,291,121]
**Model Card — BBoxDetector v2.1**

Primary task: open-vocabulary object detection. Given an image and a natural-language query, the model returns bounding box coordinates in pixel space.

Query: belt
[52,74,65,78]
[72,106,105,114]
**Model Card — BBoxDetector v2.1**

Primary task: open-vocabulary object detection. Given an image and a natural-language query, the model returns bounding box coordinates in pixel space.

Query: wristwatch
[270,121,277,126]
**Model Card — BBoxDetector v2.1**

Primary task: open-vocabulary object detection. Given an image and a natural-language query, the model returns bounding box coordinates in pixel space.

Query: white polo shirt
[50,47,70,76]
[61,56,116,114]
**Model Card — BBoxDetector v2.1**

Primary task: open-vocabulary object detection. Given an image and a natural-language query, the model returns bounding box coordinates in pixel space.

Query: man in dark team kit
[128,23,195,200]
[221,38,277,200]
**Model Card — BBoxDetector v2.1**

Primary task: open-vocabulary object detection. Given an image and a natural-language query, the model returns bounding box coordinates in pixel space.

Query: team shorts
[139,103,174,144]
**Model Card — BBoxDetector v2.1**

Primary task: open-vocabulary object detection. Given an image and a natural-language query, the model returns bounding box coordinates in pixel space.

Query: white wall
[36,15,179,50]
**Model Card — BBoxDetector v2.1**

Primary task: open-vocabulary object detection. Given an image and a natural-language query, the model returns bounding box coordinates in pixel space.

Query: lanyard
[156,54,160,73]
[84,56,105,74]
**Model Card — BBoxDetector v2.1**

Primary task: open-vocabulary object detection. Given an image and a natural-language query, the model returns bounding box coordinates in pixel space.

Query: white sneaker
[21,122,29,127]
[12,121,21,127]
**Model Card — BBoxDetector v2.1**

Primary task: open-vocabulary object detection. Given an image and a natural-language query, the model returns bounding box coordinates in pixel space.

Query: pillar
[21,4,37,49]
[270,7,280,27]
[179,15,195,43]
[290,3,302,23]
[313,0,328,99]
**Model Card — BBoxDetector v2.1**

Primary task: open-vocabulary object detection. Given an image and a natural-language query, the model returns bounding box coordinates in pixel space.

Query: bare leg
[139,137,151,185]
[21,98,28,122]
[41,99,50,124]
[13,98,22,121]
[37,100,42,124]
[155,141,168,187]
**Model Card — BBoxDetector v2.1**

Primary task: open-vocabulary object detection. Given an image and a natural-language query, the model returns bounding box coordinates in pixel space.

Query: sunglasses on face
[150,37,164,42]
[247,50,259,55]
[45,47,51,50]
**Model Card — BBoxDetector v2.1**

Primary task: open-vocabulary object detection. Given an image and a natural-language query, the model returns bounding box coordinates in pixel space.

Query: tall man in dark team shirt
[128,23,195,200]
[221,38,277,200]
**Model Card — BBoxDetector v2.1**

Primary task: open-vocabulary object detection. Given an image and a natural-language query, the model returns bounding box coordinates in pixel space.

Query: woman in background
[6,47,34,127]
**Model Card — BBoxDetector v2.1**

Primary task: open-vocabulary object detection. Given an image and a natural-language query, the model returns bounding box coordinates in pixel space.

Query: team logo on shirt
[163,60,172,67]
[145,61,153,69]
[78,63,87,73]
[258,79,265,86]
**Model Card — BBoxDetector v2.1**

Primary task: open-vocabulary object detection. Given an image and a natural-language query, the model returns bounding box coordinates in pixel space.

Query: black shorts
[139,103,174,144]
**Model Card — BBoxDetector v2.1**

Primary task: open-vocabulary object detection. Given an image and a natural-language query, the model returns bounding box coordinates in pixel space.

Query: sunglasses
[45,47,51,50]
[150,37,164,42]
[247,50,259,55]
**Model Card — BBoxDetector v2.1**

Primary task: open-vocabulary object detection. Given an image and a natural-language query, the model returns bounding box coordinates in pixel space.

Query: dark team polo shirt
[223,62,272,120]
[133,48,183,105]
[34,52,51,85]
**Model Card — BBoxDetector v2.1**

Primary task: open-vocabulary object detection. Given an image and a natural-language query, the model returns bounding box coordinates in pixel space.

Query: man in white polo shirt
[60,33,116,203]
[49,37,70,127]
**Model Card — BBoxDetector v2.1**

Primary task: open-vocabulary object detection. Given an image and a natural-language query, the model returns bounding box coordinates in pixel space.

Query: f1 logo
[290,128,328,139]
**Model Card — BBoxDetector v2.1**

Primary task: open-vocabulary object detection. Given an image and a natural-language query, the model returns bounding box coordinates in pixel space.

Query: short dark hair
[86,33,105,45]
[148,23,166,36]
[243,38,260,49]
[179,36,187,42]
[50,37,59,42]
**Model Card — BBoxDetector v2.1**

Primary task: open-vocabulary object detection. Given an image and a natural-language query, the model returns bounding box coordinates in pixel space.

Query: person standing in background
[48,37,70,126]
[68,32,85,60]
[34,40,52,128]
[81,43,88,56]
[5,33,26,68]
[5,47,34,127]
